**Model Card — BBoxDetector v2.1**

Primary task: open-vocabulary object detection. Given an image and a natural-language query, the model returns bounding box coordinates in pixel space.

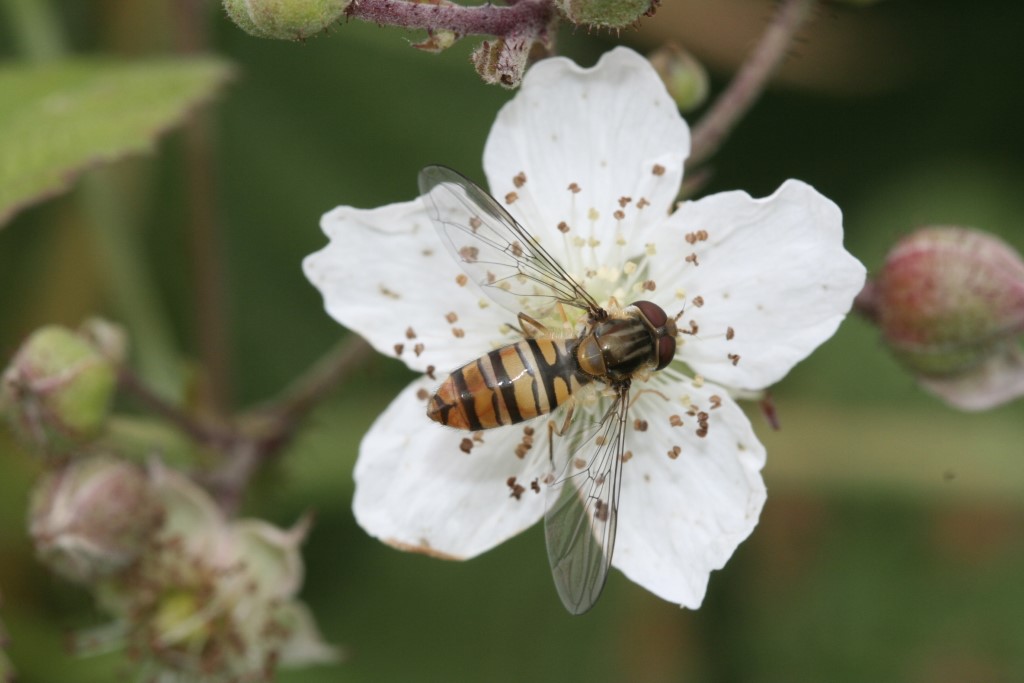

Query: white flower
[304,47,865,609]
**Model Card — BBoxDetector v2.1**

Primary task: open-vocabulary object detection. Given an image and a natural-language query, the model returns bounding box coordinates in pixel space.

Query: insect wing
[543,386,629,614]
[418,165,602,321]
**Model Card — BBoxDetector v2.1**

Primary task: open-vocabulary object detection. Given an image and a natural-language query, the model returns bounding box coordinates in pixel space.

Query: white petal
[304,199,514,373]
[612,379,766,609]
[483,47,690,269]
[353,377,551,559]
[651,180,865,390]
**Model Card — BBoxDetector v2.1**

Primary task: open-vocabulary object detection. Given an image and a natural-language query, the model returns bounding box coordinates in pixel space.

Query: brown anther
[459,246,479,262]
[696,229,709,241]
[633,418,649,432]
[668,445,681,459]
[573,457,586,469]
[669,414,683,427]
[594,499,610,522]
[515,444,529,459]
[621,450,633,463]
[637,197,650,209]
[513,171,527,188]
[445,311,458,324]
[696,426,708,438]
[505,191,519,204]
[685,253,700,266]
[416,388,429,400]
[405,326,417,339]
[726,326,735,340]
[426,365,436,379]
[511,242,523,257]
[486,271,496,284]
[614,209,625,221]
[568,182,581,194]
[652,164,666,176]
[507,477,525,500]
[692,296,704,307]
[394,343,404,356]
[414,343,425,356]
[618,196,632,208]
[595,435,607,446]
[460,438,474,453]
[530,479,541,493]
[524,426,535,436]
[642,280,656,291]
[455,274,468,287]
[685,232,697,245]
[728,353,741,366]
[709,395,722,409]
[557,221,570,233]
[469,216,482,232]
[452,328,465,339]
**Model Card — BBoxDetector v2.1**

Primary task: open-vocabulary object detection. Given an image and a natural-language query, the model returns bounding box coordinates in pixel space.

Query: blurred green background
[2,0,1023,681]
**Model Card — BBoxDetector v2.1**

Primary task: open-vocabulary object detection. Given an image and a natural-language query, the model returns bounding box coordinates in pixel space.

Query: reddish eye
[632,300,668,328]
[656,335,676,370]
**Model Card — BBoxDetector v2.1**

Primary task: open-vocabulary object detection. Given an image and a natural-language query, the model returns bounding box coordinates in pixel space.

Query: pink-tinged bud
[858,226,1024,410]
[29,455,163,584]
[1,325,117,454]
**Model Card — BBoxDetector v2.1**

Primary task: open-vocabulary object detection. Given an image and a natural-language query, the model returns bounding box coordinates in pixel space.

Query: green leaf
[0,58,233,227]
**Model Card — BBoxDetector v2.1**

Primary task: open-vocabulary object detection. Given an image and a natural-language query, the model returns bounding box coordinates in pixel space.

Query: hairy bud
[858,226,1024,410]
[555,0,656,28]
[224,0,350,40]
[1,325,117,454]
[29,455,163,584]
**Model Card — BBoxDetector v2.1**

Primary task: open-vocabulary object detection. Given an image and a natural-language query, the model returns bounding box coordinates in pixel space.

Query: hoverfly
[419,165,678,614]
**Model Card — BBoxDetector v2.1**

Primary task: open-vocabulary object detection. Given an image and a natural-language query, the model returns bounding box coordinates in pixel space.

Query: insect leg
[518,312,548,339]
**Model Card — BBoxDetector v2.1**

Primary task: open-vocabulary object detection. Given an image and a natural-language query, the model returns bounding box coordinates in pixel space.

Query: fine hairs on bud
[224,0,351,40]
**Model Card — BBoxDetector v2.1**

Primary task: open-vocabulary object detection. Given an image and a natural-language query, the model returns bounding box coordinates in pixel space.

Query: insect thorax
[575,314,658,383]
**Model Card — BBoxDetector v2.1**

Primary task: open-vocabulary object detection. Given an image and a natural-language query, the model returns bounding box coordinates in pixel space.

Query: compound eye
[632,300,668,328]
[656,335,676,370]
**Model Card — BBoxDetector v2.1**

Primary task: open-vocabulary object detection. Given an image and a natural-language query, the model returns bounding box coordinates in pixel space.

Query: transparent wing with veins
[418,165,603,322]
[543,386,629,615]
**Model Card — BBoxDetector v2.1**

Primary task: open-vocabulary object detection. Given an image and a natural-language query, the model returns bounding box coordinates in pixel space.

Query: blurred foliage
[0,0,1023,682]
[0,58,232,226]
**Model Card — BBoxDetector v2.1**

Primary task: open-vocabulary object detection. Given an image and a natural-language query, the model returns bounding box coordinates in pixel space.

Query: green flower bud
[648,44,709,112]
[555,0,656,28]
[223,0,350,40]
[29,455,163,584]
[861,227,1024,375]
[1,325,118,453]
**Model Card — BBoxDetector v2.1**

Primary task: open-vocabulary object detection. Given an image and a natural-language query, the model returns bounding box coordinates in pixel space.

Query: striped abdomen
[428,338,592,431]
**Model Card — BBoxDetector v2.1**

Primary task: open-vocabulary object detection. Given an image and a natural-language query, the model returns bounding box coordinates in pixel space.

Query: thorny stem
[346,0,553,36]
[688,0,817,170]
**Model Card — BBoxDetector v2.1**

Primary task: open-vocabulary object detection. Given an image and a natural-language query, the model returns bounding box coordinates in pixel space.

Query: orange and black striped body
[428,338,593,431]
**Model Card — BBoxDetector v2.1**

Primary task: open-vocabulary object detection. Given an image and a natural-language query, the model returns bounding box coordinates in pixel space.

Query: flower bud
[858,226,1024,409]
[555,0,656,28]
[29,455,163,584]
[648,44,709,112]
[223,0,350,40]
[1,325,118,453]
[91,464,339,679]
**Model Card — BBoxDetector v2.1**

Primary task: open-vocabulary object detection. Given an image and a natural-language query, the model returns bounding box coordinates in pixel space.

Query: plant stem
[346,0,553,36]
[207,335,375,514]
[688,0,817,170]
